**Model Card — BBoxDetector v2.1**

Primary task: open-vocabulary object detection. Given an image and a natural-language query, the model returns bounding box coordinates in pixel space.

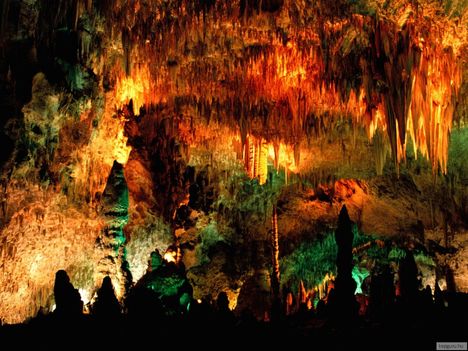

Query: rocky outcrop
[91,276,121,320]
[136,249,192,315]
[331,205,358,321]
[53,269,83,319]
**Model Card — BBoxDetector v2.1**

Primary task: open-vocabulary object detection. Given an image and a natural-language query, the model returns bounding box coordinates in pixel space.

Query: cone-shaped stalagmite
[398,250,419,304]
[53,270,83,319]
[91,276,121,320]
[97,161,132,300]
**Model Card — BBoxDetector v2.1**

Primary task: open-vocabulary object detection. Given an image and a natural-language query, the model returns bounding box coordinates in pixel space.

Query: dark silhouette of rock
[434,281,444,310]
[368,265,395,320]
[330,205,359,322]
[335,206,354,286]
[316,299,326,318]
[53,270,83,319]
[125,285,164,324]
[91,276,121,320]
[217,291,230,311]
[188,297,215,325]
[445,267,457,292]
[270,297,283,322]
[419,285,435,319]
[398,250,419,304]
[236,268,271,321]
[216,291,235,326]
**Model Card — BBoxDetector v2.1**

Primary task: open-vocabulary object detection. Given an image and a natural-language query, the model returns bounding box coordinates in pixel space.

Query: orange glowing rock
[101,0,463,175]
[114,65,155,115]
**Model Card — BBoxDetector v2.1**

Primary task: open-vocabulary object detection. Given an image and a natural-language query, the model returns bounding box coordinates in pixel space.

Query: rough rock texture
[0,183,101,322]
[429,230,468,294]
[449,236,468,293]
[96,161,131,298]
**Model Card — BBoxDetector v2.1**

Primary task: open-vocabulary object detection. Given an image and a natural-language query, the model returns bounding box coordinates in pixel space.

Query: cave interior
[0,0,467,347]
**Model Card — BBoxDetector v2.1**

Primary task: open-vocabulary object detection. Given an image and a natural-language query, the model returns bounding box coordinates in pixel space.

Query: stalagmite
[330,205,358,322]
[96,161,132,300]
[271,206,280,296]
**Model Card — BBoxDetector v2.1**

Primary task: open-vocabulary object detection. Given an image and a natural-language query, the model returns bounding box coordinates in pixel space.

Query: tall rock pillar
[332,205,358,322]
[96,161,132,299]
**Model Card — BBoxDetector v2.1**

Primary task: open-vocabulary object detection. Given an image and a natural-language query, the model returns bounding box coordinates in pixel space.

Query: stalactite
[258,140,268,184]
[242,136,273,184]
[273,139,279,172]
[293,142,300,169]
[372,130,388,176]
[254,138,260,180]
[246,136,254,177]
[102,0,461,175]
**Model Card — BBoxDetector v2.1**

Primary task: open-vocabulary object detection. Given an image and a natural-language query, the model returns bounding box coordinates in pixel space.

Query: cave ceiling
[4,0,465,175]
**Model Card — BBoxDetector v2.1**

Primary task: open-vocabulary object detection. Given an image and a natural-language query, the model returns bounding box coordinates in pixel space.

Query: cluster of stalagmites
[2,205,465,350]
[8,206,464,323]
[49,248,191,321]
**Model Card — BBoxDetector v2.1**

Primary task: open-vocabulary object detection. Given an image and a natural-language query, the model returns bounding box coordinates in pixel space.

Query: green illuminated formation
[96,160,132,297]
[280,224,436,297]
[352,266,370,294]
[280,232,338,293]
[101,160,129,250]
[139,250,192,315]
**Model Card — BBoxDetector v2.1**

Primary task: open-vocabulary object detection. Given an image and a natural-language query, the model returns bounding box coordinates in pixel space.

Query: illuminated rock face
[96,161,131,299]
[0,0,466,323]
